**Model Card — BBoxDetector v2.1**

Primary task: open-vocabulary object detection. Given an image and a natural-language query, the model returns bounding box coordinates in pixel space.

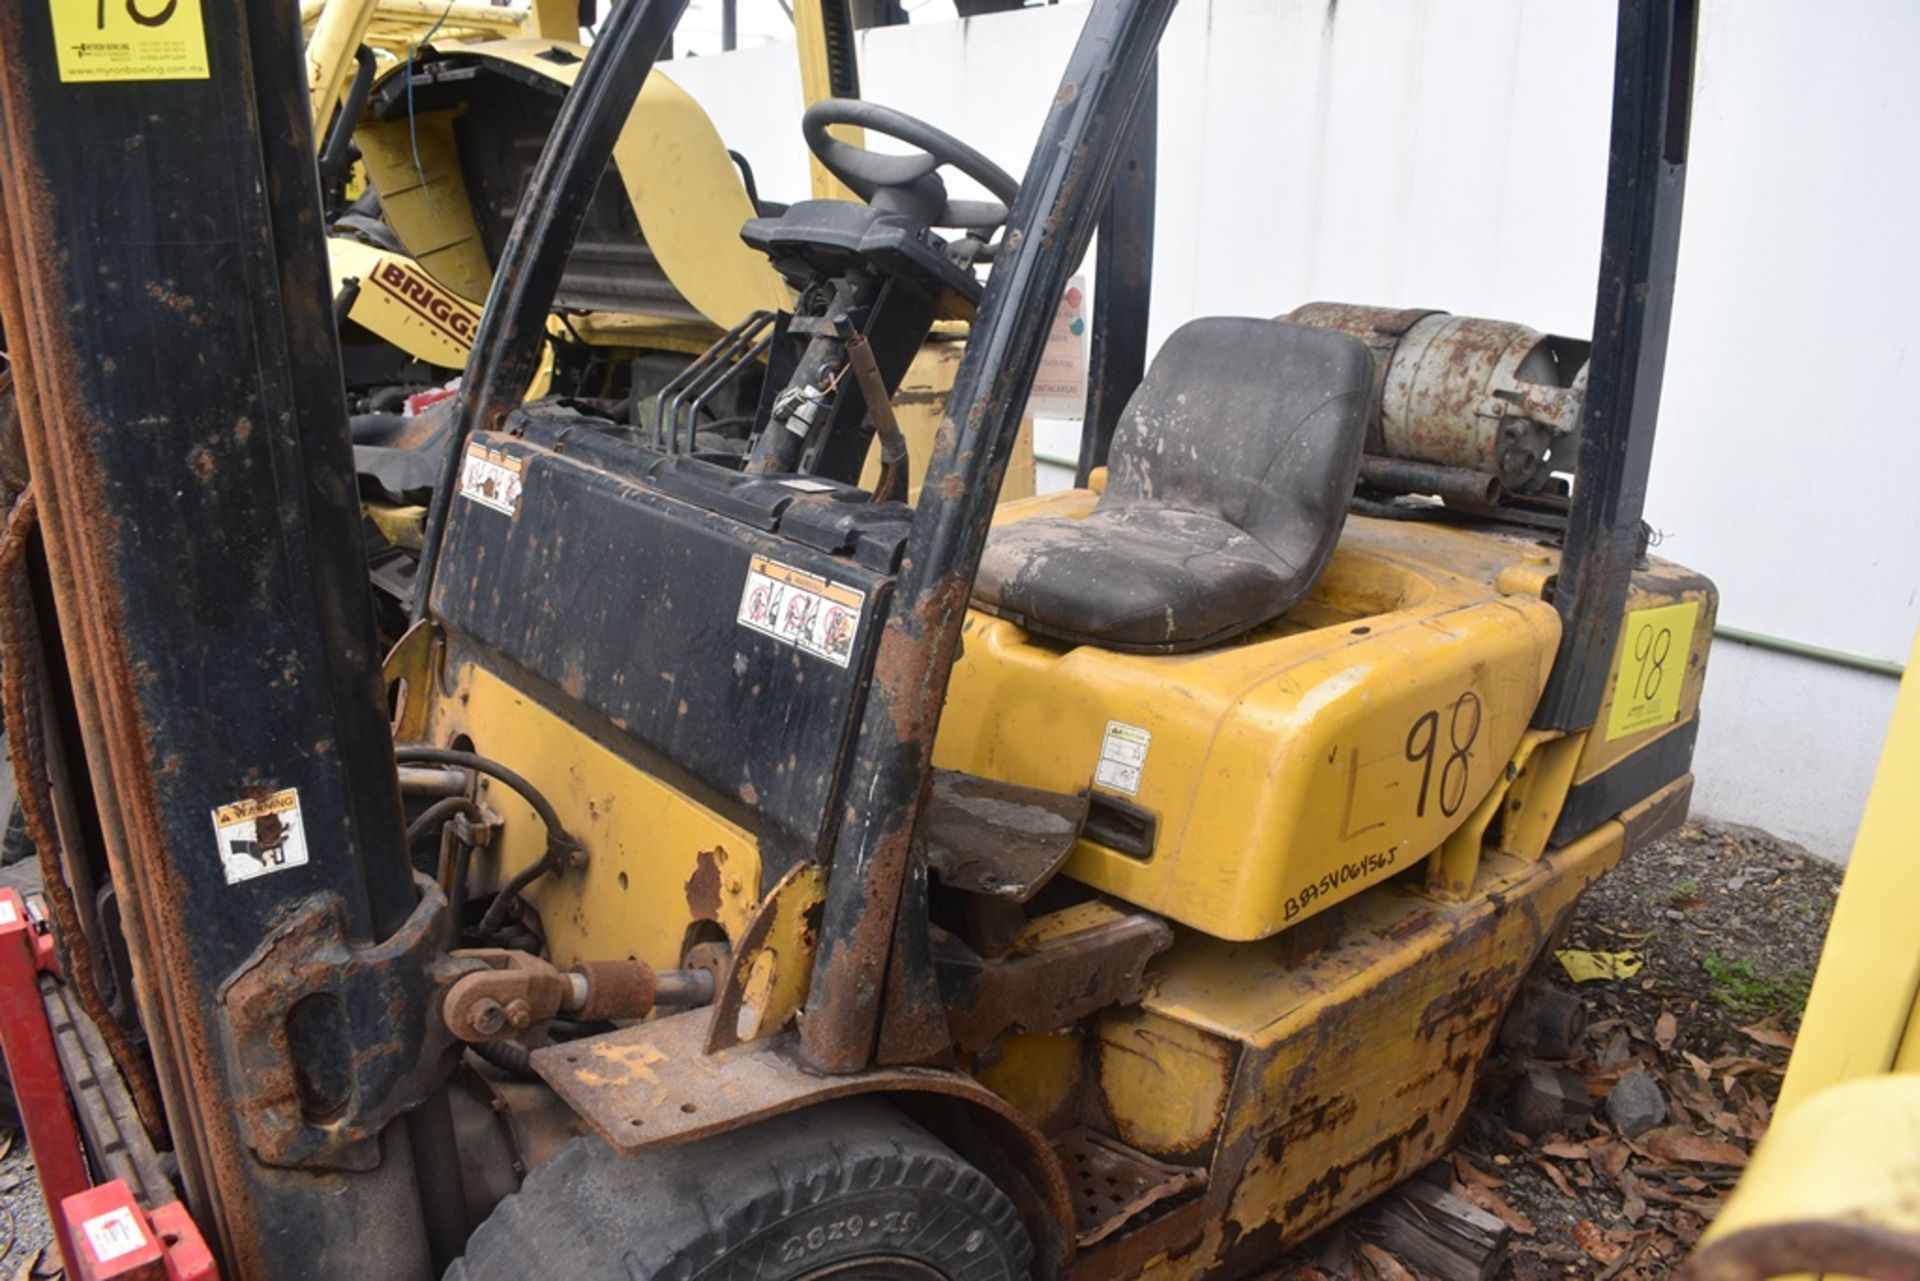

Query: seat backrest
[1103,316,1373,573]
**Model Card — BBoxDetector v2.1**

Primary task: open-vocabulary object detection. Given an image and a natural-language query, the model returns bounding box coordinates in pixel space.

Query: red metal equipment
[0,887,215,1278]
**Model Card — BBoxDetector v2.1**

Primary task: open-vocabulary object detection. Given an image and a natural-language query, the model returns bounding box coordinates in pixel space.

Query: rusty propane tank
[1288,302,1590,496]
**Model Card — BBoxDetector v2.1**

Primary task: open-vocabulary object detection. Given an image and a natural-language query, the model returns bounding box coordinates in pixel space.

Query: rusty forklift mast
[0,0,456,1274]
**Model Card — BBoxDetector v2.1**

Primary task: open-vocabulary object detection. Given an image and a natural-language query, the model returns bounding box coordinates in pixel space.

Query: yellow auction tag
[1606,600,1700,740]
[49,0,209,83]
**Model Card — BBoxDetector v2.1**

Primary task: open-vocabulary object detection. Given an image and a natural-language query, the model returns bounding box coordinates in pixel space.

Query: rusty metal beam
[1533,0,1697,731]
[799,0,1179,1075]
[0,0,440,1274]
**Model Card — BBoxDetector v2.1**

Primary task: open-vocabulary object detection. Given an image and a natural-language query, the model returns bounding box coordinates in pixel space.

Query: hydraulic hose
[469,1038,535,1078]
[406,795,484,846]
[391,747,580,936]
[0,489,166,1140]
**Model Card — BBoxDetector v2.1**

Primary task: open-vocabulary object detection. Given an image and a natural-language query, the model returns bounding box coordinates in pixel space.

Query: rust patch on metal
[946,909,1172,1055]
[685,846,727,921]
[1054,1127,1204,1249]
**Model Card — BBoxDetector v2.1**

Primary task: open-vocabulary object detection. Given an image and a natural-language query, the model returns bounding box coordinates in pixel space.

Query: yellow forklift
[305,0,1034,626]
[0,0,1709,1277]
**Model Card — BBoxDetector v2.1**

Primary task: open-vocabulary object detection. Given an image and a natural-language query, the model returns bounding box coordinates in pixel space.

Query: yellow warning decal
[50,0,209,84]
[1605,600,1700,741]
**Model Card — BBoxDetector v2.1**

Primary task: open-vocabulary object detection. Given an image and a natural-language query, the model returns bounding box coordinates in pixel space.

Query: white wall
[663,0,1920,859]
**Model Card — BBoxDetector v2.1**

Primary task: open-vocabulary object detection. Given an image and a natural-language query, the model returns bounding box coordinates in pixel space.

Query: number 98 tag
[1605,601,1700,741]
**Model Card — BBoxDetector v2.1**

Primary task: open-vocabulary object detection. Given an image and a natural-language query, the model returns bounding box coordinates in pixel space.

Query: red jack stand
[0,888,216,1278]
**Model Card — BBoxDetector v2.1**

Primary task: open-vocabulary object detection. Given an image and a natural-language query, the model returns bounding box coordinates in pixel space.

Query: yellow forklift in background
[0,0,1713,1277]
[306,0,1033,624]
[1684,626,1920,1281]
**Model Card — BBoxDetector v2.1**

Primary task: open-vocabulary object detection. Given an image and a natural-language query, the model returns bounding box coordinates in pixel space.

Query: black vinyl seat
[973,317,1373,653]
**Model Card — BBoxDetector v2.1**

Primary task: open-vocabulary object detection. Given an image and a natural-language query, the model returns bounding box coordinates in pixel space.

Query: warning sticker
[1094,720,1151,796]
[49,0,210,83]
[81,1206,148,1263]
[1606,600,1700,741]
[0,900,15,926]
[459,443,523,517]
[1030,275,1088,418]
[211,788,310,885]
[736,555,865,667]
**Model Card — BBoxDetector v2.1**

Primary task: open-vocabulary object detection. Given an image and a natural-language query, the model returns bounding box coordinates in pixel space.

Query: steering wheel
[802,99,1020,233]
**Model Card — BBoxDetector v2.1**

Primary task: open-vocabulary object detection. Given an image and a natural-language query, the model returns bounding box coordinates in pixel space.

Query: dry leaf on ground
[1452,1152,1506,1190]
[1642,1126,1748,1168]
[1572,1219,1625,1265]
[1359,1242,1419,1281]
[1454,1179,1537,1236]
[1738,1020,1796,1051]
[1654,1011,1677,1050]
[1535,1157,1578,1199]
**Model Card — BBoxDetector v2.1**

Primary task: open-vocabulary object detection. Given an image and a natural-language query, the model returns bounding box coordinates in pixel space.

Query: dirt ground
[0,819,1842,1279]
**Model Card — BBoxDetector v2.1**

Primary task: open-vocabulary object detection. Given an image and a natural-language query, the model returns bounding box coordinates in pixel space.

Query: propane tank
[1287,302,1590,497]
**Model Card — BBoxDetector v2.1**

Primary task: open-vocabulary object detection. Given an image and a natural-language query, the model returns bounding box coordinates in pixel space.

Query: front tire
[448,1099,1034,1281]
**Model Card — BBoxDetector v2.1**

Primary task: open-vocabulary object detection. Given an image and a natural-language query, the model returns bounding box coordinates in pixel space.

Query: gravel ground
[0,1136,50,1280]
[1470,817,1843,1280]
[0,820,1843,1279]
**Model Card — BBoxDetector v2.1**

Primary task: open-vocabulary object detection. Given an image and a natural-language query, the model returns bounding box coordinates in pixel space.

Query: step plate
[1052,1127,1206,1248]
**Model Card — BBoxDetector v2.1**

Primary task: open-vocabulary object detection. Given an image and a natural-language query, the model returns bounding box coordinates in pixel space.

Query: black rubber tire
[447,1099,1034,1281]
[0,803,33,868]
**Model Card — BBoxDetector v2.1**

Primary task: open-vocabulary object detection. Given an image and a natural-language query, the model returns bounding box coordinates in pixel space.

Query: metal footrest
[1051,1127,1205,1248]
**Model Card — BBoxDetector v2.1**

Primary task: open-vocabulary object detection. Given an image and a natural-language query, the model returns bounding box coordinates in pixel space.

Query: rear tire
[448,1099,1034,1281]
[0,803,33,867]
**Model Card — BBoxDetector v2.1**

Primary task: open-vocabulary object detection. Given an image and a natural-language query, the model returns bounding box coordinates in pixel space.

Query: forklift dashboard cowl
[435,418,905,871]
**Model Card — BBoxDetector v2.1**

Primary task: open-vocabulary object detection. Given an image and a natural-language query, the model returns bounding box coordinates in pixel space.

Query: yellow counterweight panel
[1072,803,1648,1276]
[936,504,1564,941]
[425,661,763,971]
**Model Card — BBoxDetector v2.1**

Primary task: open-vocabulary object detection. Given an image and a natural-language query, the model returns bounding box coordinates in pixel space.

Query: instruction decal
[80,1206,148,1263]
[1606,600,1700,741]
[211,788,310,885]
[49,0,210,83]
[458,443,523,517]
[1094,720,1151,796]
[736,555,864,667]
